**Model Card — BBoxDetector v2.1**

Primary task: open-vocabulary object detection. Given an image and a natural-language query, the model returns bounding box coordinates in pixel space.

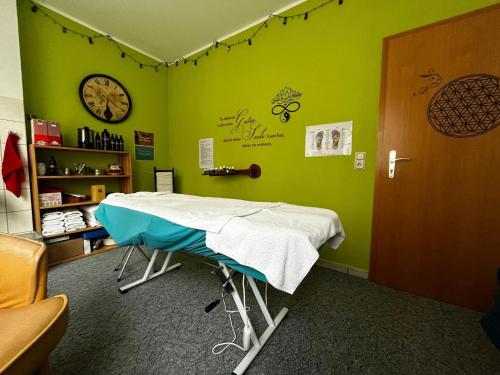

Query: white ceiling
[34,0,307,62]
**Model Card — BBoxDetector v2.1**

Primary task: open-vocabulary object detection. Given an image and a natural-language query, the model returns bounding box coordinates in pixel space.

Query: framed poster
[305,121,352,157]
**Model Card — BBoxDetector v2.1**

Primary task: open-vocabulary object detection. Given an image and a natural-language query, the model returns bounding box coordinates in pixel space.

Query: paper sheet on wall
[199,138,214,168]
[305,121,352,157]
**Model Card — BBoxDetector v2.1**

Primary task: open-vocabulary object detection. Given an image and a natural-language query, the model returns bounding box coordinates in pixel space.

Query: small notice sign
[135,131,154,160]
[199,138,214,168]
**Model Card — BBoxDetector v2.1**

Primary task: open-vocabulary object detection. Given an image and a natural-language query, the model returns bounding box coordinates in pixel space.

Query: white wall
[0,0,33,234]
[0,0,24,100]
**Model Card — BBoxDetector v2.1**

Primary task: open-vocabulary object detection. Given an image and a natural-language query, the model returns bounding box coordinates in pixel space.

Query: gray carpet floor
[47,247,500,375]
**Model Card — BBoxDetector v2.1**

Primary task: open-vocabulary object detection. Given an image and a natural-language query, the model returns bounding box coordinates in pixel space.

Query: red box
[31,119,49,145]
[47,121,61,146]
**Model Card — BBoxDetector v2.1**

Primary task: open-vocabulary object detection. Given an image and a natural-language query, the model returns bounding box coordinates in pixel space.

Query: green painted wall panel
[165,0,497,271]
[16,0,169,192]
[15,0,497,271]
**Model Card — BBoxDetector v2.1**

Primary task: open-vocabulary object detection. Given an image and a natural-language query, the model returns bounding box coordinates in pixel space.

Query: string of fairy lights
[30,0,344,71]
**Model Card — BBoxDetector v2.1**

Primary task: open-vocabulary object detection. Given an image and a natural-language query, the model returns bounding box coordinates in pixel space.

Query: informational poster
[135,131,154,160]
[305,121,352,157]
[199,138,214,168]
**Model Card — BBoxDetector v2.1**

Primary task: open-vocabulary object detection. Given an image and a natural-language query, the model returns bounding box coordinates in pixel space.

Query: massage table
[95,192,344,374]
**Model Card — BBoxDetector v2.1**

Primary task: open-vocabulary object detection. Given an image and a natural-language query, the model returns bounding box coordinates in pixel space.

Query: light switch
[355,152,366,160]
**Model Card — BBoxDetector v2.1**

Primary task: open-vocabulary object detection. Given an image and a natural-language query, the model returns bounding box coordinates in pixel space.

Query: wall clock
[79,74,131,123]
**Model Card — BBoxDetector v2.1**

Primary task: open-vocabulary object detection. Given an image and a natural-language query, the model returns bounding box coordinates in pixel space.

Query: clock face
[79,74,131,123]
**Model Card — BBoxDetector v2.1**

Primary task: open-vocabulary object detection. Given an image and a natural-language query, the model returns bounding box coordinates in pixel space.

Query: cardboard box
[47,121,62,146]
[47,238,84,264]
[91,185,106,202]
[31,119,49,145]
[39,192,62,207]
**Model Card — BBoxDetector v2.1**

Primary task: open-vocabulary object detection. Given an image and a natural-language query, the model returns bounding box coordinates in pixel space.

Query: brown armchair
[0,233,69,375]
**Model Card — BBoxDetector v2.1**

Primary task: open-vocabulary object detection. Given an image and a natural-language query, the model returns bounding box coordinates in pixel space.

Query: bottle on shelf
[102,129,111,150]
[95,132,102,150]
[119,135,124,151]
[47,156,57,175]
[89,129,95,149]
[80,127,90,148]
[110,134,116,151]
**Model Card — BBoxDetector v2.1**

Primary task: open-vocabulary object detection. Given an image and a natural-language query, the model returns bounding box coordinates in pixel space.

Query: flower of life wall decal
[427,74,499,138]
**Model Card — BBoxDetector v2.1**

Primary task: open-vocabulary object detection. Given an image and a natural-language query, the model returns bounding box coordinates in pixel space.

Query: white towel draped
[100,192,345,294]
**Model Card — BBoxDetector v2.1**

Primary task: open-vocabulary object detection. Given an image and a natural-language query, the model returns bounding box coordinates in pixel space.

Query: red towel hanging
[2,132,25,197]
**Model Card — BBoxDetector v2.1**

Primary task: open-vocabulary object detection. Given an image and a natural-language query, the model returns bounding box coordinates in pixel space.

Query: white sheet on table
[206,203,344,294]
[100,193,345,294]
[102,192,280,233]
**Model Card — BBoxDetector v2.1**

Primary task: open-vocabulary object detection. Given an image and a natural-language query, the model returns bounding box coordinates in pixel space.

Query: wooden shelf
[40,200,100,210]
[38,175,129,179]
[34,144,128,154]
[202,164,261,179]
[43,226,103,239]
[29,143,132,266]
[49,244,119,267]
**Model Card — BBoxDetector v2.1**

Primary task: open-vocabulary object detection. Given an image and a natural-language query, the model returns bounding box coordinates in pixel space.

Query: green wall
[16,0,497,271]
[17,0,169,192]
[165,0,497,271]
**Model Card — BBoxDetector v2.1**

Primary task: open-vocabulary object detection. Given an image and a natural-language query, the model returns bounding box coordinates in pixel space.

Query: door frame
[369,3,500,281]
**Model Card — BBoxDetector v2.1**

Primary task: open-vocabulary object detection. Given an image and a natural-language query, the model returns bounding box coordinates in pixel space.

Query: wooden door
[370,5,500,312]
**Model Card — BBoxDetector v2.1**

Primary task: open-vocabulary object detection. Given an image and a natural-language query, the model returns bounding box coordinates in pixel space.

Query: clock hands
[87,85,126,112]
[100,93,126,113]
[104,99,113,121]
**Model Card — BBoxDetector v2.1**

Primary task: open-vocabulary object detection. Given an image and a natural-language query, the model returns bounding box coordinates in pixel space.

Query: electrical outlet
[355,159,365,170]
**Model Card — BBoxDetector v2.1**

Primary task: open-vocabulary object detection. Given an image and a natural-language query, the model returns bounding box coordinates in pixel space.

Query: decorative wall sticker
[217,109,285,148]
[271,87,302,123]
[427,74,499,138]
[413,69,442,96]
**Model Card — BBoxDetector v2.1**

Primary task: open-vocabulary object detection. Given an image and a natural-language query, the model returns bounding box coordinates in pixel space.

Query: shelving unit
[38,175,130,179]
[40,200,100,210]
[28,144,132,264]
[42,226,104,239]
[48,244,118,267]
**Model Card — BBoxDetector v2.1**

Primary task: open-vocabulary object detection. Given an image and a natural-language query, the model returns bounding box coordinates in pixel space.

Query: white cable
[211,291,245,354]
[211,274,250,355]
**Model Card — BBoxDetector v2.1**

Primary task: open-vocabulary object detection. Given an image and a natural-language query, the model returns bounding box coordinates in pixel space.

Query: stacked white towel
[80,205,101,227]
[42,211,65,236]
[62,209,86,231]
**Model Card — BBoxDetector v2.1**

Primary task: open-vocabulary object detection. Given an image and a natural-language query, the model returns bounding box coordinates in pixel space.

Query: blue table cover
[95,204,267,282]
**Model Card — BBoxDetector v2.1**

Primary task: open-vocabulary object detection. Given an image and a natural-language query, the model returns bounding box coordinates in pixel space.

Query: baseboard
[315,259,369,279]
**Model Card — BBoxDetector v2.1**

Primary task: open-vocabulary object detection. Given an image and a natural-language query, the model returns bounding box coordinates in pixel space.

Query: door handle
[388,150,410,178]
